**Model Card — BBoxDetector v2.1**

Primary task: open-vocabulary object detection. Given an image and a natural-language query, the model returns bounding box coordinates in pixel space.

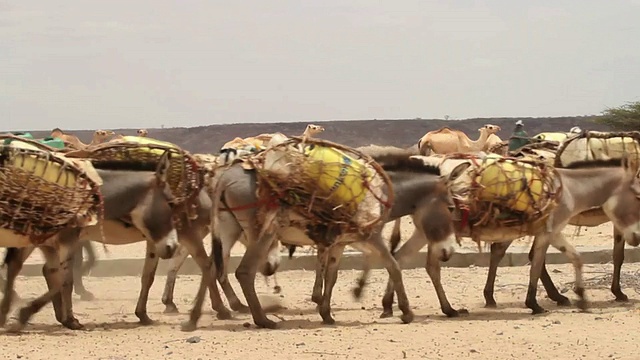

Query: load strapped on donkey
[554,130,640,168]
[0,134,103,242]
[63,135,204,225]
[442,152,562,245]
[235,136,394,240]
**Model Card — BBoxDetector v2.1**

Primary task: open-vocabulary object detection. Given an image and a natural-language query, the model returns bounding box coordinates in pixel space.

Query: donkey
[373,157,640,318]
[0,167,180,331]
[181,152,469,331]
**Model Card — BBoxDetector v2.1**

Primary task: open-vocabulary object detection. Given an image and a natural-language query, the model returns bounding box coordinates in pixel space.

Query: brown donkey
[181,152,468,331]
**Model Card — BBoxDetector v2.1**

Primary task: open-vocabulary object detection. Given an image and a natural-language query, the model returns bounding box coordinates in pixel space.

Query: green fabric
[508,128,529,151]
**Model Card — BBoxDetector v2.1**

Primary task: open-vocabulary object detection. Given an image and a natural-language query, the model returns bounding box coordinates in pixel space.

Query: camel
[417,124,501,155]
[219,124,326,164]
[50,128,116,150]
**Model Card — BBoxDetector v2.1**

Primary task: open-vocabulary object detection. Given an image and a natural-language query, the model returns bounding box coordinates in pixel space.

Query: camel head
[304,124,325,137]
[478,124,501,135]
[93,129,116,143]
[137,129,149,137]
[51,128,65,138]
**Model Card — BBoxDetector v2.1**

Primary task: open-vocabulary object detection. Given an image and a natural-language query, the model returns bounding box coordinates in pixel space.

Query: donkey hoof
[484,300,497,309]
[400,310,414,324]
[6,322,25,334]
[62,318,84,330]
[230,303,250,313]
[379,310,393,319]
[180,321,197,332]
[257,320,278,329]
[136,313,155,325]
[321,316,336,325]
[351,286,363,299]
[614,293,629,302]
[163,304,180,314]
[216,310,233,320]
[79,291,96,301]
[555,296,572,307]
[529,305,548,315]
[576,299,589,311]
[445,308,468,317]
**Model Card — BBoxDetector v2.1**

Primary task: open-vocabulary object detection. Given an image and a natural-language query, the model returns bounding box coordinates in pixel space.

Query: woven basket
[444,153,560,230]
[66,140,203,208]
[555,131,640,168]
[246,136,393,234]
[0,135,103,241]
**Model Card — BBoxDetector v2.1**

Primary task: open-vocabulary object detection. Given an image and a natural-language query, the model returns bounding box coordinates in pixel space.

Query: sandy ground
[1,262,640,359]
[23,218,617,265]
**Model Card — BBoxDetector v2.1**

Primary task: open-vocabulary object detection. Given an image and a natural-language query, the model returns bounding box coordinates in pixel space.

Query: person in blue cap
[508,120,530,151]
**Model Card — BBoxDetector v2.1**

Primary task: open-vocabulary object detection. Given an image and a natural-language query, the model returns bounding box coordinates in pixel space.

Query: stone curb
[18,246,640,278]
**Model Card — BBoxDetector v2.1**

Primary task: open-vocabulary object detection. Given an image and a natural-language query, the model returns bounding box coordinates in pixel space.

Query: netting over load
[245,137,393,234]
[445,153,561,230]
[0,135,103,240]
[65,137,203,208]
[555,131,640,168]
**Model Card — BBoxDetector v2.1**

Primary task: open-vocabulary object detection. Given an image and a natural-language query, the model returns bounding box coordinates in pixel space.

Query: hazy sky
[2,0,640,131]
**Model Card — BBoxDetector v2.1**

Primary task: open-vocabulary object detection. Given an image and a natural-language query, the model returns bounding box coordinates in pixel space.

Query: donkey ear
[155,150,172,185]
[447,162,471,182]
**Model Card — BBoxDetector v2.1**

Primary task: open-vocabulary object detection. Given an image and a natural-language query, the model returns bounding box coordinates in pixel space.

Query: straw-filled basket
[0,135,103,241]
[65,136,203,209]
[555,131,640,168]
[245,136,393,234]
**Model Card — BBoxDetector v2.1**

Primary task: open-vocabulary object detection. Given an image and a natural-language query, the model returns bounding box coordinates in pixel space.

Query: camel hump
[428,127,460,135]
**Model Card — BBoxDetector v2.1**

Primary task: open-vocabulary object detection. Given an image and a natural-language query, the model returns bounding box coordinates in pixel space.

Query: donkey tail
[287,245,297,259]
[389,219,403,256]
[208,170,225,275]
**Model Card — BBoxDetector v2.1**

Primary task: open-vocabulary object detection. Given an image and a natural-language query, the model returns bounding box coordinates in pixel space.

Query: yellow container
[302,145,371,208]
[121,136,179,156]
[476,154,544,215]
[7,141,78,187]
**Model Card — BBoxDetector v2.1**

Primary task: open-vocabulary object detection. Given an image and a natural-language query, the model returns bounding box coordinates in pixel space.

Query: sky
[2,0,640,131]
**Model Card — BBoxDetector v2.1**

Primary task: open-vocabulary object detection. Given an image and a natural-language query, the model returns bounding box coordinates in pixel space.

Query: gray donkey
[0,165,180,332]
[181,151,469,331]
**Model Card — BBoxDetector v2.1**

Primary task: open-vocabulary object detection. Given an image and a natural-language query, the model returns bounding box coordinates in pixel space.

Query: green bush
[596,101,640,131]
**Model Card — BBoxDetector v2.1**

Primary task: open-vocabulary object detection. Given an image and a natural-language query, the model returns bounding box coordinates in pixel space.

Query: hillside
[21,116,608,154]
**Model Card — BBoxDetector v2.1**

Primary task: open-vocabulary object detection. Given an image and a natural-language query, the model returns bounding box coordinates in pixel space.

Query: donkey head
[603,157,640,246]
[425,161,471,262]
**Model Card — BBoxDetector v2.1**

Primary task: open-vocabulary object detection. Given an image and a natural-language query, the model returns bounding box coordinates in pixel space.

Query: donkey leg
[611,227,628,302]
[161,244,189,313]
[352,259,371,300]
[57,244,83,330]
[425,243,468,317]
[235,231,279,329]
[369,234,414,324]
[484,242,511,308]
[529,241,571,306]
[318,244,345,325]
[180,232,232,320]
[134,242,160,325]
[0,248,27,327]
[380,230,428,318]
[311,245,327,305]
[181,260,212,332]
[525,237,551,314]
[549,233,587,311]
[72,244,95,301]
[11,246,66,332]
[215,217,250,312]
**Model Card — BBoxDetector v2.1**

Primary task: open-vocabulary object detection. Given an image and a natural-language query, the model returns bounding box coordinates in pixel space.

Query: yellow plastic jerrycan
[7,140,78,187]
[476,154,544,215]
[121,136,179,156]
[302,144,371,208]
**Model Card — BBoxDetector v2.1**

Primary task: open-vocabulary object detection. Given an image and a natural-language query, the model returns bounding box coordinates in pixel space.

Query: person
[508,120,529,151]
